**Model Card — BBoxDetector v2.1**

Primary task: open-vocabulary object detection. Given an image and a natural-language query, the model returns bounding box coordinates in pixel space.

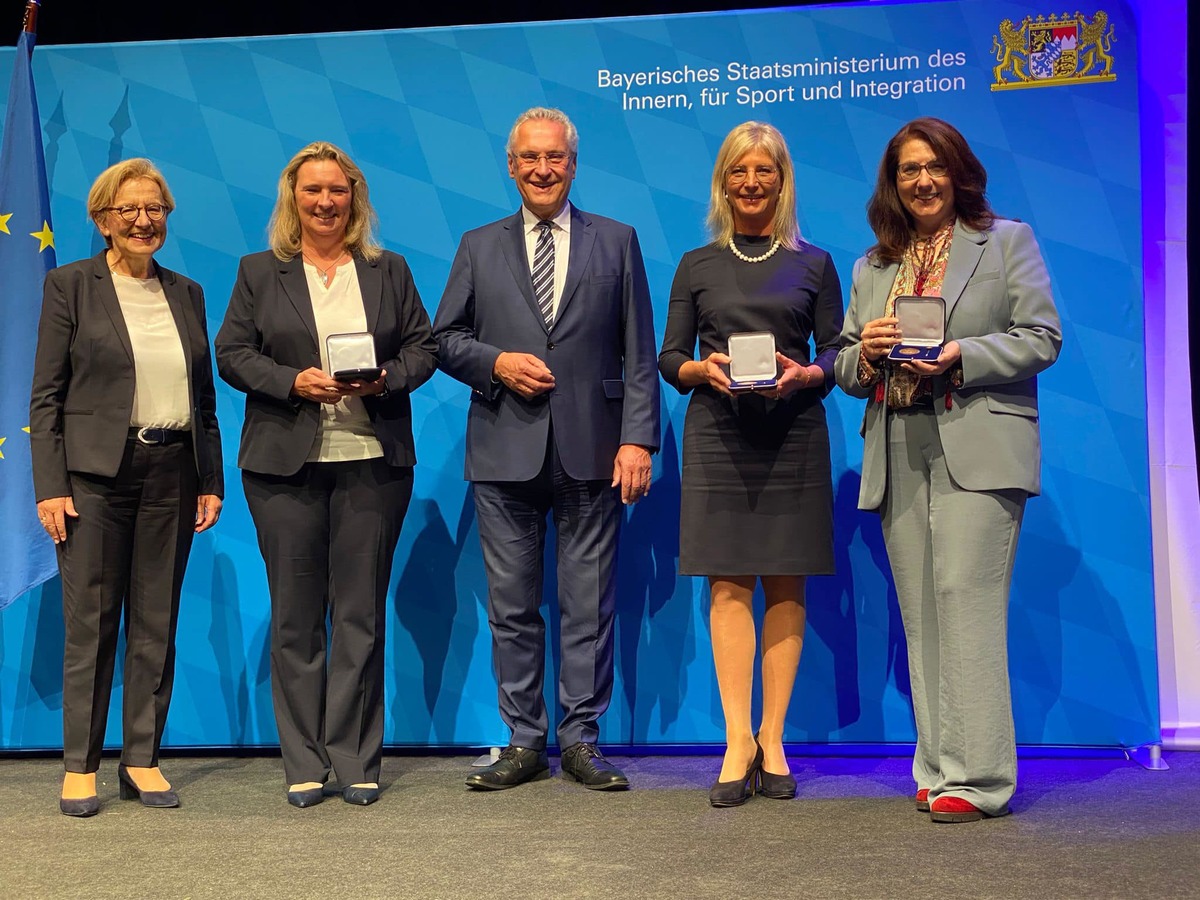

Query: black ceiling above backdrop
[23,0,852,45]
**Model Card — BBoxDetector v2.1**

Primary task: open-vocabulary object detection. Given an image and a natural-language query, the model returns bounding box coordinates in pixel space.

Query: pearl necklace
[302,251,348,286]
[729,238,781,264]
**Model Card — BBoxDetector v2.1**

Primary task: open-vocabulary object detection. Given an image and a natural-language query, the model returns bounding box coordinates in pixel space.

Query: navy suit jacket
[214,250,437,477]
[433,204,660,483]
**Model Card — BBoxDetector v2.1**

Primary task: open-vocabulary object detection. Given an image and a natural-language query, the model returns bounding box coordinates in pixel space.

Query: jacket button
[546,341,555,350]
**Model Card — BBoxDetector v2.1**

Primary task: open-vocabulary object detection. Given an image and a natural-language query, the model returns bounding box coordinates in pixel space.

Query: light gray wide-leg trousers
[881,407,1026,816]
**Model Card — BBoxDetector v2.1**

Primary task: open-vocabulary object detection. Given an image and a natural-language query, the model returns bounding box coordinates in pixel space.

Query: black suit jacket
[214,249,437,476]
[29,251,224,500]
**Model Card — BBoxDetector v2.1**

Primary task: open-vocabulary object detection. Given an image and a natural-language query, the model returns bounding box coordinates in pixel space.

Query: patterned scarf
[883,218,955,408]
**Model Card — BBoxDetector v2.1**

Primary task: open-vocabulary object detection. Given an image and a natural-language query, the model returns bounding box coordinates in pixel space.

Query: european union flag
[0,26,57,610]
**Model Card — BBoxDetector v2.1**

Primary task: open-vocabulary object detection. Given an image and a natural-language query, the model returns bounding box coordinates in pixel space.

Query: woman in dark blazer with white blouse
[30,158,223,817]
[215,141,436,808]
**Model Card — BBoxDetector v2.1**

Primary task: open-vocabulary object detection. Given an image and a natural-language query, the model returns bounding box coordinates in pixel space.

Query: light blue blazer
[834,218,1063,510]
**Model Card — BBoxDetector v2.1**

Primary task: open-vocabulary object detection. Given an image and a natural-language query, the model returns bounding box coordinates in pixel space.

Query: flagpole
[22,0,41,35]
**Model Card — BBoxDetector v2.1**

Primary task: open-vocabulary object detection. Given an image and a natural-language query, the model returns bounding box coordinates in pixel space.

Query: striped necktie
[532,220,555,328]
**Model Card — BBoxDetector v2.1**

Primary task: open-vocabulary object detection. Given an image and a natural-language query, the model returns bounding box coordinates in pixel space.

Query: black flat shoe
[709,744,764,808]
[342,785,380,806]
[287,786,325,808]
[117,764,179,808]
[560,743,629,790]
[758,769,797,800]
[59,795,100,817]
[465,746,549,790]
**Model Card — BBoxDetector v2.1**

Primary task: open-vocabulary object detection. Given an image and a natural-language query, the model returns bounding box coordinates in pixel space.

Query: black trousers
[243,457,413,786]
[58,436,198,773]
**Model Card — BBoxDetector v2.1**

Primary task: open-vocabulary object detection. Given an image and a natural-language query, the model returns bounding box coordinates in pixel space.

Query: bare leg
[710,576,760,781]
[758,575,806,775]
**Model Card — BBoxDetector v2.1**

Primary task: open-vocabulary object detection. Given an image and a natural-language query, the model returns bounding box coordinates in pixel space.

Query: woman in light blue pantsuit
[835,118,1062,823]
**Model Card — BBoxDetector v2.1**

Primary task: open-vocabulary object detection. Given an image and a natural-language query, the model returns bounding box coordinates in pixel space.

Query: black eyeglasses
[104,204,168,222]
[897,161,948,181]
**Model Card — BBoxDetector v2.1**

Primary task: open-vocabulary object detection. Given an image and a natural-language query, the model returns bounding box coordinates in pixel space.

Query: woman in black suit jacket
[30,158,223,817]
[215,142,437,807]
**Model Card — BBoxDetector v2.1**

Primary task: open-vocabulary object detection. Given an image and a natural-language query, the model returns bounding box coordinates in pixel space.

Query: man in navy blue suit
[434,107,660,790]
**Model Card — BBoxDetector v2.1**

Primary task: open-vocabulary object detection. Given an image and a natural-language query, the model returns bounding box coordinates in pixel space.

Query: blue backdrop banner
[0,0,1156,749]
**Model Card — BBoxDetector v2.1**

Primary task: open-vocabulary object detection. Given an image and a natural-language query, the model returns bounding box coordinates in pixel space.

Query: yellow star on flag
[0,436,6,459]
[30,221,54,252]
[0,211,12,234]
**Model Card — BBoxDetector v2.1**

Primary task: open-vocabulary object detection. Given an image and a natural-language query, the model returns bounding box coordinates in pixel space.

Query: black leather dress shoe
[560,743,630,790]
[465,746,549,790]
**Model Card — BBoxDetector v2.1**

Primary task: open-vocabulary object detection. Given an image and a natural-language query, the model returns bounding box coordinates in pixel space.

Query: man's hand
[493,352,555,399]
[612,444,652,505]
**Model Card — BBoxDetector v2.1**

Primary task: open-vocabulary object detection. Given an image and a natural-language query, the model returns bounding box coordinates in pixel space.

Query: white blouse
[111,273,190,429]
[303,259,384,463]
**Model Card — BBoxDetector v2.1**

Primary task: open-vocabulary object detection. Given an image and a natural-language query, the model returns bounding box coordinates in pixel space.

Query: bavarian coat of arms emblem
[992,11,1116,90]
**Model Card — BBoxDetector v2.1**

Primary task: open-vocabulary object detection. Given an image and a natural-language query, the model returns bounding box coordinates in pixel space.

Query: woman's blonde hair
[86,158,175,247]
[268,141,381,261]
[706,121,801,252]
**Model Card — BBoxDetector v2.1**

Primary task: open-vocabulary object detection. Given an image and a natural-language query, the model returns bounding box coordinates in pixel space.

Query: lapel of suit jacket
[355,254,383,333]
[500,209,546,332]
[555,203,595,327]
[278,255,320,351]
[868,253,899,318]
[90,252,135,365]
[157,265,196,392]
[941,220,987,323]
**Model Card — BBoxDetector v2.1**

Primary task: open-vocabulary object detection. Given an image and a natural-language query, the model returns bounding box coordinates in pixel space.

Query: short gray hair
[506,107,579,157]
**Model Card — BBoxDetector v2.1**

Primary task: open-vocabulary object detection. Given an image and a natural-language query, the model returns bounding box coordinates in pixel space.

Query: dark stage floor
[2,751,1197,899]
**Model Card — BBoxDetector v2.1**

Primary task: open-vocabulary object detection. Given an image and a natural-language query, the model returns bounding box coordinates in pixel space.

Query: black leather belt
[129,426,190,445]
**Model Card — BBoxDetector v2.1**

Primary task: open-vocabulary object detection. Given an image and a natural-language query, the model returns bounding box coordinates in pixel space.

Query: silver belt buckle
[136,427,156,445]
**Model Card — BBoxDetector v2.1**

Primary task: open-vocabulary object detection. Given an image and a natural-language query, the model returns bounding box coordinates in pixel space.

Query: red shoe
[929,795,984,823]
[915,788,930,813]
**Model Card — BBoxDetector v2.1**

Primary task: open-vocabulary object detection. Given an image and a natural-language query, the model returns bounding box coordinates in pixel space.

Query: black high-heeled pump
[59,795,100,817]
[757,768,797,799]
[117,764,179,808]
[754,734,797,799]
[708,743,764,808]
